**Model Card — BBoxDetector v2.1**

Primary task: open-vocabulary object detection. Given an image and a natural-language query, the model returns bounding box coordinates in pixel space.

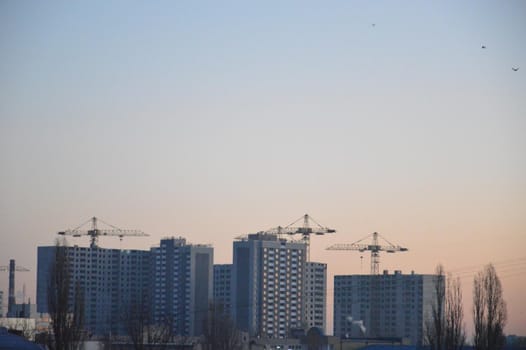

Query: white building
[333,270,437,346]
[305,262,327,332]
[232,233,306,338]
[151,237,213,336]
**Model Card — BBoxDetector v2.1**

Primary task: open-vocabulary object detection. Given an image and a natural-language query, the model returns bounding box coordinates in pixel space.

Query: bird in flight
[512,67,519,71]
[481,45,486,49]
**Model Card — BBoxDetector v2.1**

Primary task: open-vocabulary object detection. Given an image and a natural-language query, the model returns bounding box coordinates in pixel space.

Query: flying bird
[481,45,486,49]
[512,67,519,71]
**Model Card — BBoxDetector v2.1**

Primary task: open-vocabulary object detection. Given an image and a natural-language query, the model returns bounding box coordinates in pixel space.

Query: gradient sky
[1,0,525,337]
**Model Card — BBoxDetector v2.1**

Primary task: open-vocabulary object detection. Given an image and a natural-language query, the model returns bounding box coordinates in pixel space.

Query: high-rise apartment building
[305,262,326,332]
[333,270,437,345]
[37,245,150,336]
[232,233,306,339]
[213,264,232,316]
[151,237,213,337]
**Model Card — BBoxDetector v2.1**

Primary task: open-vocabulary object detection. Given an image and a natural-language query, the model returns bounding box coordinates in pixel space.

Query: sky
[1,0,525,338]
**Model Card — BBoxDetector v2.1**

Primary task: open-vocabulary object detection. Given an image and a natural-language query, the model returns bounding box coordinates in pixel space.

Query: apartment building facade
[213,264,232,316]
[151,237,213,337]
[232,233,306,338]
[305,262,327,332]
[37,245,150,336]
[333,270,436,345]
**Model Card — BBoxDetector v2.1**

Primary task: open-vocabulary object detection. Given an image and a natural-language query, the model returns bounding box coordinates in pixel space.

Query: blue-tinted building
[305,262,327,332]
[213,264,232,317]
[37,245,150,336]
[150,237,213,337]
[334,270,437,346]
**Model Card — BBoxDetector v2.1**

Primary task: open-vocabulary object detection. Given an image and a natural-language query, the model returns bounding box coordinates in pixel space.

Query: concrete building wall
[233,236,262,336]
[213,264,232,316]
[37,245,151,336]
[36,246,55,315]
[151,238,213,337]
[192,249,213,336]
[333,270,438,346]
[232,233,306,339]
[305,262,327,332]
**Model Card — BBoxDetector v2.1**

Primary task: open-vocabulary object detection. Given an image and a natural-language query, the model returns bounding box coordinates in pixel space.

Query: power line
[447,256,526,274]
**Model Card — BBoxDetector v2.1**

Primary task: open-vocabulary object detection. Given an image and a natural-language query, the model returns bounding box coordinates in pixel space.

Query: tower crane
[327,232,408,275]
[263,214,336,261]
[58,216,149,248]
[0,263,29,272]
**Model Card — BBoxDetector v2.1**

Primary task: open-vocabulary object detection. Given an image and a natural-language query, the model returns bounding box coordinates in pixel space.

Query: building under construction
[37,217,152,336]
[333,270,437,346]
[328,231,439,346]
[36,244,151,336]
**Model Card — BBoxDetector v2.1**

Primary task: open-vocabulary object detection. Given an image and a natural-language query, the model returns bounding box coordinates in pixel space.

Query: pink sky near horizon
[1,0,525,338]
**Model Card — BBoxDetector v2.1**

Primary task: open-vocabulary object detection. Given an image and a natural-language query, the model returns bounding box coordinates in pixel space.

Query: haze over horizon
[1,0,525,337]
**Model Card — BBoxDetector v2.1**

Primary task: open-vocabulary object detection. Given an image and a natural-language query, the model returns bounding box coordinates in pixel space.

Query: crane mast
[58,216,149,248]
[327,231,408,274]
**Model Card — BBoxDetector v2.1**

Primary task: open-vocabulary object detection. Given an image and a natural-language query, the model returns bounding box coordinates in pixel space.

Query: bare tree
[473,264,507,350]
[445,274,465,350]
[16,318,37,341]
[123,294,173,350]
[146,314,173,349]
[124,297,147,350]
[47,239,85,350]
[0,318,36,340]
[305,327,324,350]
[202,302,242,350]
[99,332,114,350]
[425,264,446,350]
[425,264,466,350]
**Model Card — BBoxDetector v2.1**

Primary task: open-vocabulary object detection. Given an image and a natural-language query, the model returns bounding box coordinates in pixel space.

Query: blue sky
[1,0,525,335]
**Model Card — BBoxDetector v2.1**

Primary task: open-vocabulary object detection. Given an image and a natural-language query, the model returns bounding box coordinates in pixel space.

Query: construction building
[36,245,151,336]
[150,237,213,337]
[333,270,437,346]
[232,233,306,338]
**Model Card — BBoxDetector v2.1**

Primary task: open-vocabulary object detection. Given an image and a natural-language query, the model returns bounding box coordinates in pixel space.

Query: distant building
[6,303,37,319]
[213,264,232,316]
[37,245,151,336]
[506,334,526,348]
[305,262,327,332]
[151,237,213,337]
[232,233,306,338]
[7,260,16,318]
[333,270,437,346]
[248,327,340,350]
